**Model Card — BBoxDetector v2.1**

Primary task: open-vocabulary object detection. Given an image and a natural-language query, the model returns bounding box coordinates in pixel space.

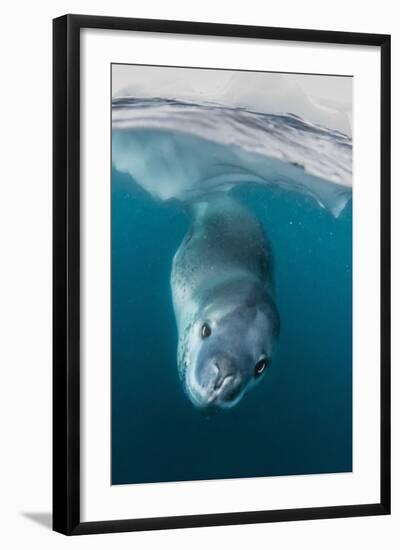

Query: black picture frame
[53,14,391,536]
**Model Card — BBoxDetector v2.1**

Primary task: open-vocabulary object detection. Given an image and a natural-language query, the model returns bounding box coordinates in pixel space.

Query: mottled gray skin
[171,195,279,409]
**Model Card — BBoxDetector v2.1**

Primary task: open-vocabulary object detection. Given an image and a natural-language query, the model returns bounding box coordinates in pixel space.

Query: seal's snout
[211,357,236,389]
[197,355,243,407]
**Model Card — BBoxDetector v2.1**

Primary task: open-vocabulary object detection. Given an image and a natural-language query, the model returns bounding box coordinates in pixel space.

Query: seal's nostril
[224,383,241,402]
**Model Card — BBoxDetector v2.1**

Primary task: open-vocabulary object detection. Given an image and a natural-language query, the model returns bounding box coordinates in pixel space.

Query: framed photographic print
[53,14,391,535]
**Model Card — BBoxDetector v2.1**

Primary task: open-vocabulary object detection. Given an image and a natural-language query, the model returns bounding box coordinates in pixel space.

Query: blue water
[111,162,352,485]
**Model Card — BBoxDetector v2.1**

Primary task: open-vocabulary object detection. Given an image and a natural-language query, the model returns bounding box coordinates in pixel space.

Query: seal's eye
[201,323,211,339]
[254,358,269,378]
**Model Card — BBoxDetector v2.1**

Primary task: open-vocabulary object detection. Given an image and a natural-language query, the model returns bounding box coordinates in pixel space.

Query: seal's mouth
[208,375,243,405]
[186,369,244,409]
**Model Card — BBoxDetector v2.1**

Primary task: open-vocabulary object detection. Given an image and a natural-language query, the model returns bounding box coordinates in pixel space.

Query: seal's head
[181,288,279,409]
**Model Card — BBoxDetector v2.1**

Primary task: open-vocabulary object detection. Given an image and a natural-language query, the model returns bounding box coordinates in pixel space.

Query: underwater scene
[111,66,352,485]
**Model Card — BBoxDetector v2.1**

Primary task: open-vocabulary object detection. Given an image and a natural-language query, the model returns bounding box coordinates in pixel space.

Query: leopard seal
[171,195,279,409]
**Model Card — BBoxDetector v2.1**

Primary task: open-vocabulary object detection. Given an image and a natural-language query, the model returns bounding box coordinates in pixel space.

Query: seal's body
[171,195,279,409]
